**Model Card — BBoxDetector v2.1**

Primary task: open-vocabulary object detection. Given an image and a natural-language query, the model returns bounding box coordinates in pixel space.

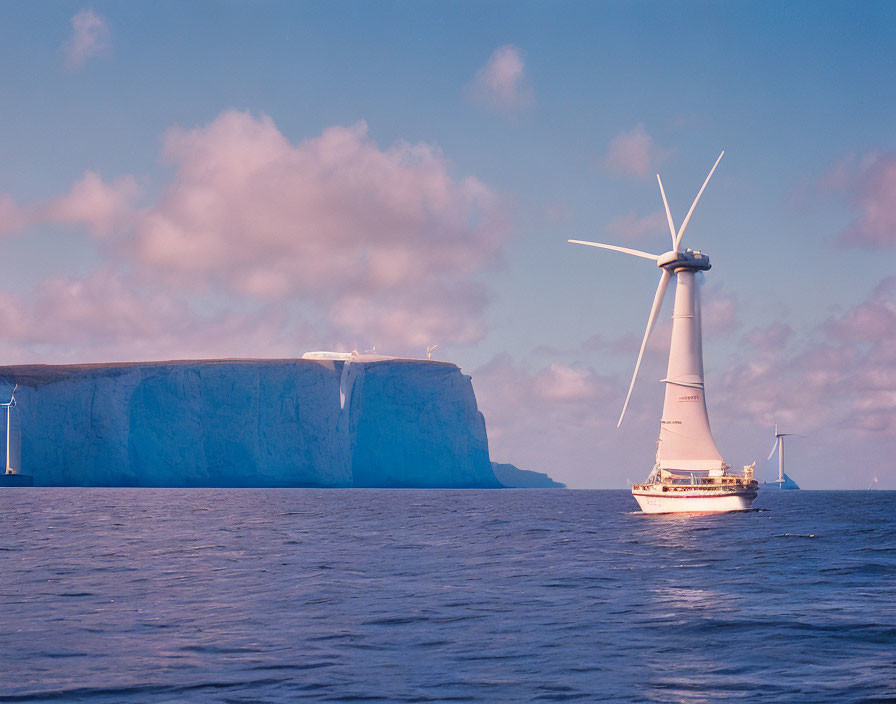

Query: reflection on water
[0,489,894,703]
[650,586,728,611]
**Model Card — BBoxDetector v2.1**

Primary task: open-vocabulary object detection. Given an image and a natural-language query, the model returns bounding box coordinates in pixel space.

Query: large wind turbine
[570,152,726,469]
[767,424,796,488]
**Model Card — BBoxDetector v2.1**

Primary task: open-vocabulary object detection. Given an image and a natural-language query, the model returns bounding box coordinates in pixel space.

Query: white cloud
[62,9,110,71]
[43,171,138,238]
[469,45,533,113]
[0,110,509,357]
[128,111,507,348]
[603,124,669,180]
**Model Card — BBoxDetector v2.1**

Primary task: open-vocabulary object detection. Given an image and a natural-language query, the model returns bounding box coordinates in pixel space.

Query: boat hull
[633,487,756,514]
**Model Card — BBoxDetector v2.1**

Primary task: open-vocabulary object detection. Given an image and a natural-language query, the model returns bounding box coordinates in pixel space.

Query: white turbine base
[632,485,757,514]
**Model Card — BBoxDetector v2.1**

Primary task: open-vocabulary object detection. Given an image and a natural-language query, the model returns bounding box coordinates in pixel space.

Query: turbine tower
[767,424,795,488]
[2,384,17,475]
[570,151,726,476]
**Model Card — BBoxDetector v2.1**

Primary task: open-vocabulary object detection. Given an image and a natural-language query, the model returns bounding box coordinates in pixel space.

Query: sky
[0,1,894,489]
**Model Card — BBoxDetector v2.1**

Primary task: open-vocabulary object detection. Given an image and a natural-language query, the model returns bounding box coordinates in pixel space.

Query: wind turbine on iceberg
[0,384,31,487]
[570,151,758,513]
[766,425,800,489]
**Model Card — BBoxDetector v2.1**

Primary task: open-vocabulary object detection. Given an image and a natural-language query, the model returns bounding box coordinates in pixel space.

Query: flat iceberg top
[0,358,340,388]
[303,351,355,360]
[302,350,454,365]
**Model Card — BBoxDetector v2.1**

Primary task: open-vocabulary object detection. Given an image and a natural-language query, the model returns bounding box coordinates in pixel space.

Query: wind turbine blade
[656,175,677,249]
[617,269,672,427]
[674,150,725,251]
[767,437,780,461]
[568,240,660,261]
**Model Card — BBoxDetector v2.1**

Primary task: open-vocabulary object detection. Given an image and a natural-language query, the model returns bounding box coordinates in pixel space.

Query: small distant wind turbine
[868,476,879,490]
[426,344,438,360]
[767,424,795,487]
[1,385,17,475]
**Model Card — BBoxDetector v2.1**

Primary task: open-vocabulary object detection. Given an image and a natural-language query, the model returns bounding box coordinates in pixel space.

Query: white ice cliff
[0,358,498,487]
[342,360,495,488]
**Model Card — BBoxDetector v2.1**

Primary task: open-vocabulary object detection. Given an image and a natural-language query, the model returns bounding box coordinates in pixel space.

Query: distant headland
[491,462,566,488]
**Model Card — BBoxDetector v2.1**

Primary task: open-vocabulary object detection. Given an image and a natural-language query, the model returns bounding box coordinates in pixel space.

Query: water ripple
[0,489,894,703]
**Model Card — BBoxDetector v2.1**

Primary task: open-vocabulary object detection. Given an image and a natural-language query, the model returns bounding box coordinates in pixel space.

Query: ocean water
[1,489,894,703]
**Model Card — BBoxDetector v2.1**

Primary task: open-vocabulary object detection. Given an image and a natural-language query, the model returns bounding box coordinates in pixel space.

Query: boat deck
[633,478,757,494]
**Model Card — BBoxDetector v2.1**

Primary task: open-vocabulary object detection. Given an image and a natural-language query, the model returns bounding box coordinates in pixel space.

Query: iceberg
[0,357,499,488]
[491,462,566,488]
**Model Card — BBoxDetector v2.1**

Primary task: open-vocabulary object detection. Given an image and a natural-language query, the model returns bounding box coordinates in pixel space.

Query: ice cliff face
[0,358,497,488]
[342,360,497,488]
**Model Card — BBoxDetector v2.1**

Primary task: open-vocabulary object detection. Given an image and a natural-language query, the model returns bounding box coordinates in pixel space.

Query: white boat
[571,152,757,513]
[633,465,757,514]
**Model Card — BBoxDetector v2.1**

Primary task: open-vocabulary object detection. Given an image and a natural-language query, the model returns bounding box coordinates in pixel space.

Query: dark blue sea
[1,489,894,703]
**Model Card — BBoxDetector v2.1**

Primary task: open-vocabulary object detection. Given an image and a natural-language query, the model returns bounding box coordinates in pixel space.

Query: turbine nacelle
[656,248,711,272]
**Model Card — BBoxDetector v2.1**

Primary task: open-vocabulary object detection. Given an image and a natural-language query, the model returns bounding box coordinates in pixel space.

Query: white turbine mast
[426,344,439,360]
[2,384,17,475]
[767,424,796,484]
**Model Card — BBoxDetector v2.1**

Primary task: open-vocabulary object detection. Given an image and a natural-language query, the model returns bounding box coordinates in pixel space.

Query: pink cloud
[0,269,301,363]
[31,269,196,345]
[137,113,503,286]
[61,9,110,71]
[474,353,615,452]
[0,110,508,357]
[825,151,896,248]
[469,45,533,112]
[603,124,669,180]
[0,195,30,236]
[825,277,896,342]
[327,283,488,349]
[43,171,139,238]
[532,363,606,402]
[715,277,896,437]
[605,210,666,242]
[125,111,507,348]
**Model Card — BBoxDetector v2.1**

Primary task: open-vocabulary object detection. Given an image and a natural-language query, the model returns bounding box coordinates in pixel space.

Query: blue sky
[0,1,894,487]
